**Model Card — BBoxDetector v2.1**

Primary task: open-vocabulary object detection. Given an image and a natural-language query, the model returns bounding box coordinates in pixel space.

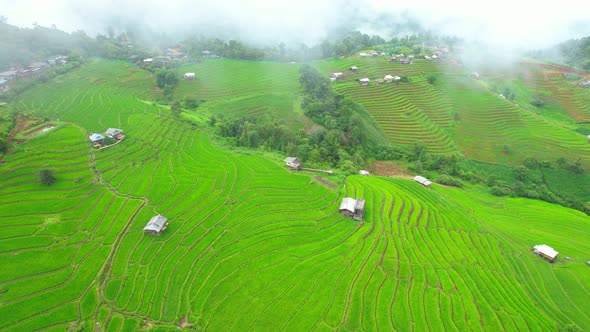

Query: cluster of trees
[534,36,590,71]
[213,65,385,172]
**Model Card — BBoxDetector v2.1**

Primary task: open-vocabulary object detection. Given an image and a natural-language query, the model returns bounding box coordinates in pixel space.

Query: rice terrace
[1,4,590,332]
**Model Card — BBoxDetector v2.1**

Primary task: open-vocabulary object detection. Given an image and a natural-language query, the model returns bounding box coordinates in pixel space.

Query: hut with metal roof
[533,244,559,262]
[144,215,168,236]
[339,197,366,221]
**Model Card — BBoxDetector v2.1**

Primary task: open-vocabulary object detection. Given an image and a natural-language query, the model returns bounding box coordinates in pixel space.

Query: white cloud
[1,0,589,49]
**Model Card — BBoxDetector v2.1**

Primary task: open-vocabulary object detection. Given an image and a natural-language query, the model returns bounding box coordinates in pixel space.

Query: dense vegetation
[536,36,590,71]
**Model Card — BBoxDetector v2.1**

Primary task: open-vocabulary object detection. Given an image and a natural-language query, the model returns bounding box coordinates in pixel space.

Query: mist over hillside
[2,0,590,51]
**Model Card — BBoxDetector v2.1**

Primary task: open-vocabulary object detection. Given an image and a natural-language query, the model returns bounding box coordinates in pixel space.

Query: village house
[143,214,168,236]
[533,244,559,262]
[129,55,139,62]
[105,128,124,140]
[384,74,400,83]
[359,78,370,86]
[284,157,301,170]
[359,52,368,57]
[143,58,154,64]
[47,55,69,66]
[359,170,370,176]
[579,81,590,88]
[339,197,366,221]
[413,175,432,188]
[400,58,412,65]
[375,78,385,86]
[330,72,344,80]
[471,72,481,79]
[184,72,196,80]
[89,133,105,145]
[0,70,18,82]
[371,52,379,57]
[350,66,358,72]
[202,50,211,58]
[424,55,433,61]
[389,57,396,62]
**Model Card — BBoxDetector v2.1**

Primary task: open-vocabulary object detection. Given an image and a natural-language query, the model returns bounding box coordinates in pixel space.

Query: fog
[2,0,590,50]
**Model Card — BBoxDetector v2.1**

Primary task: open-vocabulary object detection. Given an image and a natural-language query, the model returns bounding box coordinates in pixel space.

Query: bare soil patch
[7,116,42,143]
[368,160,413,178]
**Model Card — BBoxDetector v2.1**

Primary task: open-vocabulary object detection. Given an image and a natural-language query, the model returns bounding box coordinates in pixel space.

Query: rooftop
[534,244,559,259]
[144,214,168,232]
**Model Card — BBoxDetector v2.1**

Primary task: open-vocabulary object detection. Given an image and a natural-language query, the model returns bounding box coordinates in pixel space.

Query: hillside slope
[0,59,588,331]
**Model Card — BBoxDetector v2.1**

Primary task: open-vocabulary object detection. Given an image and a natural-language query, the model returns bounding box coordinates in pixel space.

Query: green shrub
[490,186,512,196]
[437,174,463,187]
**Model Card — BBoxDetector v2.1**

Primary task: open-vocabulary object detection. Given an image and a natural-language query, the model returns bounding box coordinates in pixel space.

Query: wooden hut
[144,214,168,236]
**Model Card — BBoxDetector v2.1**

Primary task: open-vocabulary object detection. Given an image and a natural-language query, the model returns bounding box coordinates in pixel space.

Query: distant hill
[534,36,590,72]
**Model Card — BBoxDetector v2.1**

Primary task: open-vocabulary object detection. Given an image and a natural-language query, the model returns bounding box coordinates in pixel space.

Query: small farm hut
[533,244,559,262]
[413,175,432,188]
[350,66,358,72]
[471,72,480,79]
[89,133,105,144]
[331,72,343,80]
[375,78,385,85]
[105,128,124,139]
[144,214,168,236]
[339,197,366,221]
[184,72,196,80]
[284,157,301,170]
[579,81,590,88]
[359,170,370,176]
[359,78,370,86]
[384,74,400,83]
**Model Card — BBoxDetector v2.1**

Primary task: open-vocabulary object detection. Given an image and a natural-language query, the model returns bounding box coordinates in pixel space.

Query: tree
[427,75,437,85]
[156,70,179,89]
[530,98,544,107]
[0,137,7,154]
[170,101,181,115]
[39,169,56,185]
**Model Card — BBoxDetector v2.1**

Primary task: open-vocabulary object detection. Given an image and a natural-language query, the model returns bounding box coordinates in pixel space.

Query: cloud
[1,0,590,49]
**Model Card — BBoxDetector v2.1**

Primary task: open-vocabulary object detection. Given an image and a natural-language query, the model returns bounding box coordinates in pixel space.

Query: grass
[0,58,588,331]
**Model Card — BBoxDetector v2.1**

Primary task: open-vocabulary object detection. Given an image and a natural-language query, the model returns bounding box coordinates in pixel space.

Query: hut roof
[413,175,432,186]
[144,215,168,232]
[89,133,105,142]
[533,244,559,259]
[105,128,123,137]
[339,197,357,212]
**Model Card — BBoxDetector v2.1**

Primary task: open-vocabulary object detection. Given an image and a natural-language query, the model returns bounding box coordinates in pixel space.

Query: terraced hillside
[316,58,590,166]
[1,59,589,331]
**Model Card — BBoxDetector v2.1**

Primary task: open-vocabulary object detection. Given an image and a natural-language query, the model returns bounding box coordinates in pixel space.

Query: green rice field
[0,58,589,331]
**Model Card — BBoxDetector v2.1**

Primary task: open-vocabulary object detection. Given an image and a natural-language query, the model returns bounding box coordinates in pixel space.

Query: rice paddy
[0,58,589,331]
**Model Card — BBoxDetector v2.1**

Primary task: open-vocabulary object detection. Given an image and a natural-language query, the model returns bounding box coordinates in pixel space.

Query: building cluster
[579,80,590,88]
[88,128,125,147]
[0,55,69,95]
[339,197,366,221]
